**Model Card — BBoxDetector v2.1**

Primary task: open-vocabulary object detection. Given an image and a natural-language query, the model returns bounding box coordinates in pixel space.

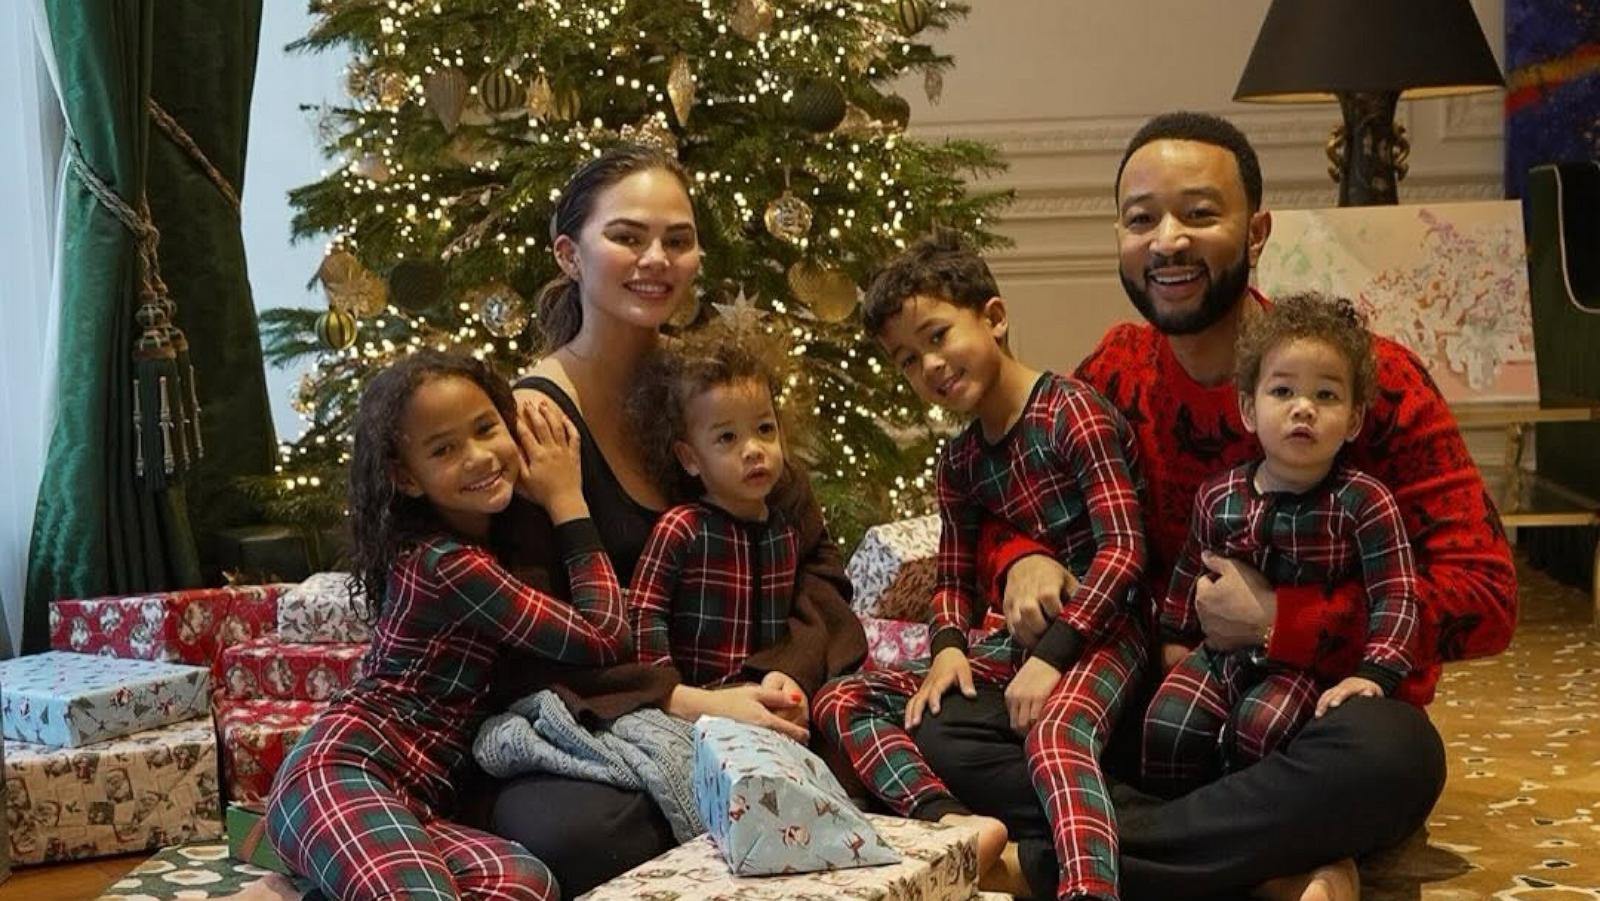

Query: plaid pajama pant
[1141,646,1320,798]
[267,712,557,901]
[814,614,1146,901]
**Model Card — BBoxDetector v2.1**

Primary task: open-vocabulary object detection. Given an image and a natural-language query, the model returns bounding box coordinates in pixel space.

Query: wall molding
[1441,91,1506,142]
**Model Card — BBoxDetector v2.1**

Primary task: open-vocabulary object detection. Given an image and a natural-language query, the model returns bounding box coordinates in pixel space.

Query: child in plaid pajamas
[812,232,1148,901]
[261,352,629,901]
[623,320,810,742]
[1142,294,1419,798]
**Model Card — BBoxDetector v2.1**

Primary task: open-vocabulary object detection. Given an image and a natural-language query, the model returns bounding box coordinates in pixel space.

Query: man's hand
[759,671,809,731]
[1315,676,1383,717]
[1003,656,1062,734]
[1194,550,1275,652]
[905,647,975,730]
[1002,555,1078,649]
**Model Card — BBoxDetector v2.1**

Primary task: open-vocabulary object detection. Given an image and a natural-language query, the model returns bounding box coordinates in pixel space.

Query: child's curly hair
[627,319,795,504]
[861,228,1003,340]
[346,350,519,623]
[1235,292,1378,406]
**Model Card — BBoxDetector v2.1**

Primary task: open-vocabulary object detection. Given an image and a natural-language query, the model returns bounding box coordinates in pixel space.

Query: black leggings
[913,687,1445,900]
[465,773,675,899]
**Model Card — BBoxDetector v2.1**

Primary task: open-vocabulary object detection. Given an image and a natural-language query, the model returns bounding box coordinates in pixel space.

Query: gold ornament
[896,0,932,35]
[667,56,696,126]
[316,308,359,350]
[787,261,859,323]
[834,104,875,140]
[731,0,776,41]
[376,71,409,109]
[525,74,555,119]
[713,289,766,333]
[763,192,814,244]
[472,284,531,338]
[447,133,500,168]
[619,117,679,154]
[425,68,470,133]
[351,154,390,183]
[476,68,524,117]
[317,250,363,290]
[924,68,944,105]
[667,293,702,330]
[347,271,390,317]
[552,83,582,122]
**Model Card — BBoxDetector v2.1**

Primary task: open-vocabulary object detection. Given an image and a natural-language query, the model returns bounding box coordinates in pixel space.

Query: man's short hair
[862,229,1000,337]
[1115,111,1263,211]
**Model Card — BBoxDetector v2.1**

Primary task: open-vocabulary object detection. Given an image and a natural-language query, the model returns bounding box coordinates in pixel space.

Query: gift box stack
[847,515,1000,672]
[213,573,369,804]
[1,576,373,865]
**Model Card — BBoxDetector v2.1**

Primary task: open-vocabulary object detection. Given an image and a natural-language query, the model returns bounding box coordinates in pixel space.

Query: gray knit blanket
[472,689,703,842]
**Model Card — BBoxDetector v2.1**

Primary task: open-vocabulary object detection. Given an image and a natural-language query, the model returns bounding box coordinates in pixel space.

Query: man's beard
[1119,251,1252,336]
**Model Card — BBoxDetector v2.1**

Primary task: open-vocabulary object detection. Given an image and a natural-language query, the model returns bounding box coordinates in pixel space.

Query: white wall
[243,5,349,440]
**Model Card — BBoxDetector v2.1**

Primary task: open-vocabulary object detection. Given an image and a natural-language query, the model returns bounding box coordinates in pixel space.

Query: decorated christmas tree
[257,0,1009,549]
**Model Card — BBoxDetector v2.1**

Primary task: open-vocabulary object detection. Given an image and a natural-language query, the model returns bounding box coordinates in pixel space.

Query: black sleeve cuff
[1357,661,1405,697]
[1158,623,1198,646]
[929,627,969,658]
[554,518,605,559]
[1031,620,1085,672]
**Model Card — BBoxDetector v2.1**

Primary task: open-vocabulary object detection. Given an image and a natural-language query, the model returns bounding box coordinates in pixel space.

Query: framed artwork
[1256,201,1535,404]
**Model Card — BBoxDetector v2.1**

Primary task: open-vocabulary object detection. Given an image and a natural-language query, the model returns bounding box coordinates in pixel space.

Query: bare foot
[977,840,1035,897]
[1255,858,1359,901]
[217,873,304,901]
[941,812,1009,874]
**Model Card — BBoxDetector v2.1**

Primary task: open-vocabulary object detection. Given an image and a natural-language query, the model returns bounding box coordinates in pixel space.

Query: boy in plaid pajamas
[622,322,811,740]
[261,352,630,901]
[812,231,1148,901]
[1142,294,1419,798]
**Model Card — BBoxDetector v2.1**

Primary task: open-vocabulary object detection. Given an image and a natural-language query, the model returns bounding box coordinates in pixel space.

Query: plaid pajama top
[1161,461,1419,686]
[629,502,798,688]
[328,523,627,812]
[932,372,1145,670]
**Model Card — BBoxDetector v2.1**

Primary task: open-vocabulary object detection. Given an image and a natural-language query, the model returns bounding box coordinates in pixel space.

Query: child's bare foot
[977,840,1035,897]
[940,812,1009,873]
[1255,857,1359,901]
[217,873,304,901]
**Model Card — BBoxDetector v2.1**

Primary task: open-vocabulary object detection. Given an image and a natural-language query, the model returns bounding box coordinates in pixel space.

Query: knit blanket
[473,689,703,842]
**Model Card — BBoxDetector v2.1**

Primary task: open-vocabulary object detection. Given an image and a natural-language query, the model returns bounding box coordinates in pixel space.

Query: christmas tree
[257,0,1010,550]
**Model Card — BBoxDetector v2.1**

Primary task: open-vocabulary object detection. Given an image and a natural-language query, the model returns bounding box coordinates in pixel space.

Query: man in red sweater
[912,112,1517,900]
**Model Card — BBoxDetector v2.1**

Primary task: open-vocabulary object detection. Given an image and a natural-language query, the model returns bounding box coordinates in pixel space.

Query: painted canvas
[1256,201,1535,404]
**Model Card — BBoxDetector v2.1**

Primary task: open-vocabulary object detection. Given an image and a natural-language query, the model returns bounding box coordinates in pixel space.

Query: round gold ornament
[763,192,814,244]
[551,83,582,122]
[896,0,931,36]
[787,261,859,323]
[376,71,410,109]
[473,284,531,338]
[346,271,390,317]
[476,68,524,116]
[316,308,359,351]
[317,249,364,290]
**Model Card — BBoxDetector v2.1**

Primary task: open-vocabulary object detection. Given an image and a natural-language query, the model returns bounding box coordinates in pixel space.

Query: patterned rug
[100,561,1598,899]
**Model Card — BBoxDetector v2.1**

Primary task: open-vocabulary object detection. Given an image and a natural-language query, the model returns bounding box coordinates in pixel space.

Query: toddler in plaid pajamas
[622,320,812,741]
[261,352,630,901]
[813,231,1149,901]
[1142,293,1420,798]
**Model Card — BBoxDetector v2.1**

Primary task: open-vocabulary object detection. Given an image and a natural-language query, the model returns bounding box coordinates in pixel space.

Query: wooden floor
[0,853,143,900]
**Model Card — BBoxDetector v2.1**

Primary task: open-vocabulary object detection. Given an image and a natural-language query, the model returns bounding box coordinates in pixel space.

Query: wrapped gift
[49,584,286,675]
[3,718,222,865]
[276,573,372,644]
[581,813,978,900]
[847,515,940,621]
[693,716,898,876]
[220,637,366,702]
[0,652,211,748]
[861,615,1005,672]
[214,696,327,804]
[226,803,292,875]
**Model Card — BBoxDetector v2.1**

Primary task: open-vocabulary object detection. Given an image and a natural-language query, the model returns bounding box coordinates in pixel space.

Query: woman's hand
[667,683,809,742]
[1315,676,1382,717]
[514,396,587,523]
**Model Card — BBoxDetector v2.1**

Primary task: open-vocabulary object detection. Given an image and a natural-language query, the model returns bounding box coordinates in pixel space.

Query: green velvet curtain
[24,0,271,653]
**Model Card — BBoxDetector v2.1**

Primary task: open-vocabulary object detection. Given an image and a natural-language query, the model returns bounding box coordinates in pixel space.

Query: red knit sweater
[982,292,1517,705]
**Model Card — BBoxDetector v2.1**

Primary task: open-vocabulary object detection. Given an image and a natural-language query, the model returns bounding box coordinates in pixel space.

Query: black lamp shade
[1234,0,1504,102]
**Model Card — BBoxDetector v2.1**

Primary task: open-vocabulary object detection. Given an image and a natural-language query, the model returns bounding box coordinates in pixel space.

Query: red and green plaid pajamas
[266,524,627,900]
[629,502,798,687]
[1142,462,1420,796]
[816,373,1147,900]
